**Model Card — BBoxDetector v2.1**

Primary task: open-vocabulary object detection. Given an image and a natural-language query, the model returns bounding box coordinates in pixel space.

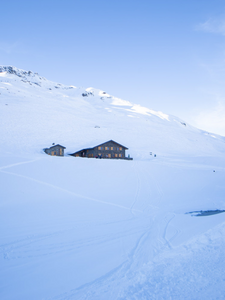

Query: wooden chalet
[44,144,66,156]
[70,140,133,160]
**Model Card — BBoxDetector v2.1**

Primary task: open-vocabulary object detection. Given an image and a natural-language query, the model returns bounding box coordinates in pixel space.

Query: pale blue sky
[2,0,225,135]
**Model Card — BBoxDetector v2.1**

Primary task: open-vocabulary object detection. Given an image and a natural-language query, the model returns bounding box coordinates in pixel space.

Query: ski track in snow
[0,158,199,300]
[162,213,176,249]
[42,163,157,300]
[1,226,147,263]
[0,158,156,299]
[148,168,164,200]
[45,180,180,300]
[0,168,143,214]
[130,161,141,216]
[0,158,40,170]
[47,213,180,300]
[1,67,225,300]
[143,167,182,247]
[47,222,155,300]
[0,230,65,261]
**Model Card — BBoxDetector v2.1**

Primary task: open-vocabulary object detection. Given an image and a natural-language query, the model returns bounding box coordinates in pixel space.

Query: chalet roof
[72,147,93,154]
[95,140,128,150]
[70,140,128,155]
[48,144,66,150]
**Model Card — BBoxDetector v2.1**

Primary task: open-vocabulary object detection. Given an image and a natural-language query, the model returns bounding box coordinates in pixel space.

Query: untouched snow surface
[0,66,225,300]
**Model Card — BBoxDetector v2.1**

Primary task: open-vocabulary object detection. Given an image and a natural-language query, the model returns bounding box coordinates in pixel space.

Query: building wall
[45,146,65,156]
[71,141,132,159]
[89,141,126,158]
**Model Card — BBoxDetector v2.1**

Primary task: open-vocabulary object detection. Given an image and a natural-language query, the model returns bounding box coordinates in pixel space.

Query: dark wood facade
[70,140,132,160]
[44,144,66,156]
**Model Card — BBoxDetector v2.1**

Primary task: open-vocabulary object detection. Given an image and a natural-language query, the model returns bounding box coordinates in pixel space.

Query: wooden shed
[70,140,133,160]
[44,144,66,156]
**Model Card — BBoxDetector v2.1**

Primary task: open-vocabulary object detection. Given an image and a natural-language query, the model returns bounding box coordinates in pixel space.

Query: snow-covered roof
[47,144,66,150]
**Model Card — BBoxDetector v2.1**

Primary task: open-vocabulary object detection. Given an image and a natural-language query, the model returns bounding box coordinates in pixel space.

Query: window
[105,146,109,150]
[119,154,122,158]
[117,147,119,151]
[111,147,114,150]
[115,153,118,157]
[119,147,122,151]
[108,154,111,158]
[98,146,102,150]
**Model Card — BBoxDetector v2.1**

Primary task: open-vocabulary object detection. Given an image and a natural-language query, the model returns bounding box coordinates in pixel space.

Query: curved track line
[47,222,153,300]
[0,158,40,170]
[130,162,141,215]
[1,169,143,213]
[162,213,175,249]
[162,213,181,249]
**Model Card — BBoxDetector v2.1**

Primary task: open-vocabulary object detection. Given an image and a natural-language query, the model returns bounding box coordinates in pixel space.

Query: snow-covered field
[1,66,225,299]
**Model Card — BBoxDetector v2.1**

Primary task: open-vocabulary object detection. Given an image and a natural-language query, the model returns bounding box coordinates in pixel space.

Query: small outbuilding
[44,144,66,156]
[70,140,133,160]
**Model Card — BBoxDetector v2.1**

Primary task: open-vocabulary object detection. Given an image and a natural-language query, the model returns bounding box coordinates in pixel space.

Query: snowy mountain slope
[0,66,224,158]
[0,66,225,300]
